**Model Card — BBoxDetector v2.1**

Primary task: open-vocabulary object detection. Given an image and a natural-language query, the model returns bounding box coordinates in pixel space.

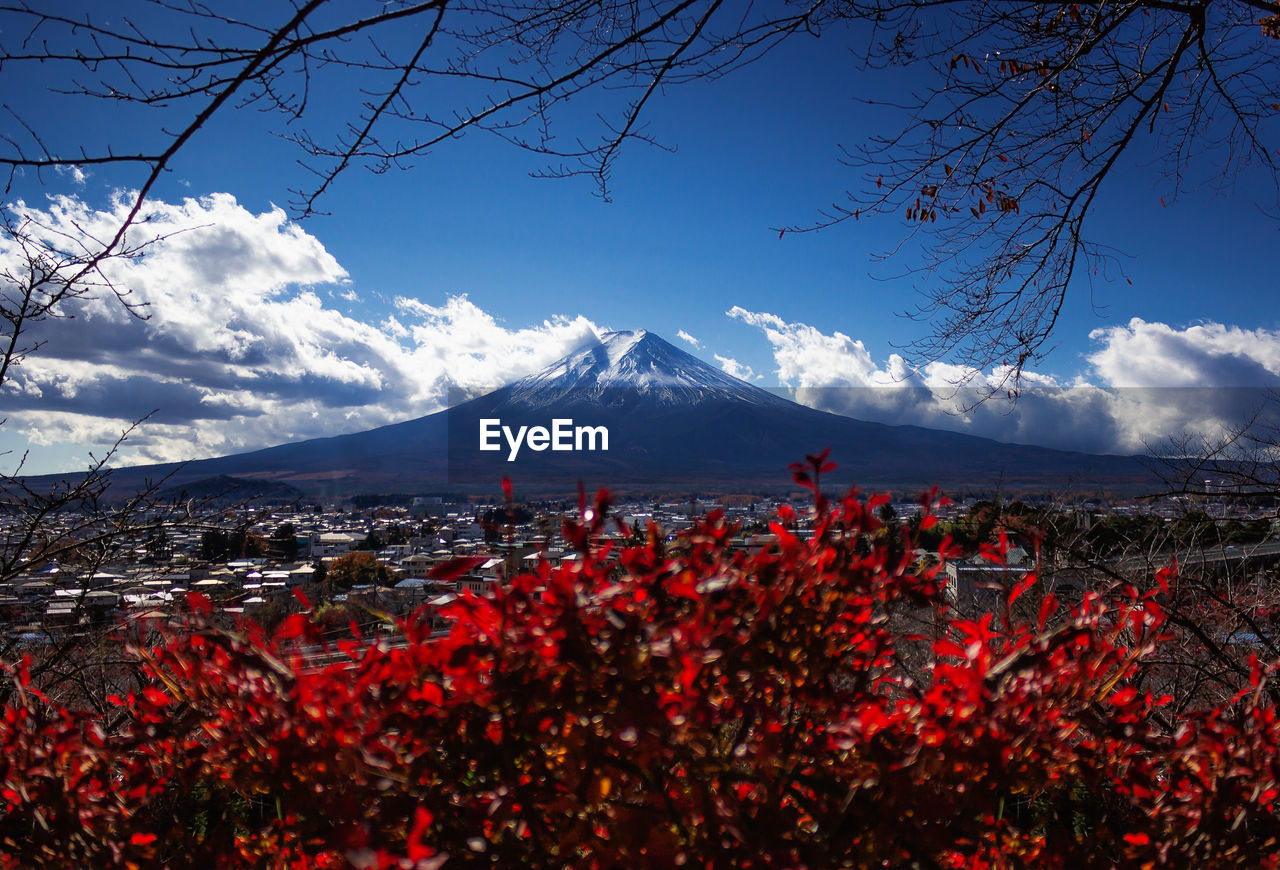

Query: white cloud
[727,306,902,389]
[54,164,87,186]
[730,307,1280,456]
[1088,318,1280,388]
[676,329,701,349]
[714,354,758,381]
[1084,318,1280,454]
[0,192,606,470]
[391,294,602,400]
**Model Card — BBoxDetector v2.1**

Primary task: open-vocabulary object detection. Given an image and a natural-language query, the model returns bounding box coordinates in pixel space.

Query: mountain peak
[604,328,648,340]
[589,329,654,368]
[493,329,788,410]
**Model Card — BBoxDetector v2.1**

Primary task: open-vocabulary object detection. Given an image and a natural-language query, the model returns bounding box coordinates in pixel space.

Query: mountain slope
[70,330,1153,497]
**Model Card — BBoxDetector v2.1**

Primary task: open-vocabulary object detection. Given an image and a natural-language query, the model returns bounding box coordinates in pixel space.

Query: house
[313,532,359,559]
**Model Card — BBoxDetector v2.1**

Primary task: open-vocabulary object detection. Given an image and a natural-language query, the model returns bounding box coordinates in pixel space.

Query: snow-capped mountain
[493,330,791,410]
[81,329,1154,497]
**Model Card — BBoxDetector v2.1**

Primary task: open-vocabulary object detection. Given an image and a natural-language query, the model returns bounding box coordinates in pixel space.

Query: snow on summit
[496,330,792,410]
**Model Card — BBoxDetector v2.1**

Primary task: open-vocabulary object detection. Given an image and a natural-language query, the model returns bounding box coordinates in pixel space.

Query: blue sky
[2,5,1278,474]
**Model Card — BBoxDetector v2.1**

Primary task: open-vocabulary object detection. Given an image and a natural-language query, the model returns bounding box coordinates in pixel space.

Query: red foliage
[3,460,1280,866]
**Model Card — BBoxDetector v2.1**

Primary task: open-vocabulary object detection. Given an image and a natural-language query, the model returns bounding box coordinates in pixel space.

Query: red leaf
[430,555,488,582]
[186,591,212,617]
[417,681,444,706]
[1037,592,1058,631]
[1008,573,1036,608]
[937,534,962,560]
[277,613,311,640]
[142,687,173,707]
[130,833,158,846]
[1155,557,1177,594]
[408,806,436,860]
[292,587,311,610]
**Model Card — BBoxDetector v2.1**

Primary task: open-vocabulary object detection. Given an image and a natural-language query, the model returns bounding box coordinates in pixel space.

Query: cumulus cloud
[1,192,605,470]
[714,354,758,382]
[1083,318,1280,454]
[391,295,602,399]
[729,307,1280,456]
[676,329,701,349]
[1089,319,1280,388]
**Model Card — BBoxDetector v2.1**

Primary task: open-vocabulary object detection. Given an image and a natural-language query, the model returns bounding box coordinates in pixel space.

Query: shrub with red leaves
[3,453,1280,867]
